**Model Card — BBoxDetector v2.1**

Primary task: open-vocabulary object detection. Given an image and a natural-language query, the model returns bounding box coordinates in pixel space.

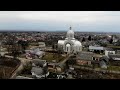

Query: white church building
[58,27,82,54]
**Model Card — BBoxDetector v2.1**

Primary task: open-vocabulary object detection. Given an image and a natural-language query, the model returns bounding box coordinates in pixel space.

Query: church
[58,27,82,54]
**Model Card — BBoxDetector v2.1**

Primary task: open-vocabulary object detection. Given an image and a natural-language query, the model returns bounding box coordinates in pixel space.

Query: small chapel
[58,26,82,54]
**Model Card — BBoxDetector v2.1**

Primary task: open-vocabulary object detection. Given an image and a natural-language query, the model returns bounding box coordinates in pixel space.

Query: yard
[42,52,66,62]
[0,56,20,79]
[107,65,120,71]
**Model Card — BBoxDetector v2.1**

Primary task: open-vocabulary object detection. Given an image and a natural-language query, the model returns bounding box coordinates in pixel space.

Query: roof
[38,42,46,47]
[93,54,103,58]
[89,46,104,50]
[32,59,47,67]
[38,42,45,44]
[104,48,114,51]
[67,30,74,36]
[109,54,120,61]
[76,52,94,61]
[99,55,109,62]
[31,67,43,75]
[26,48,45,55]
[58,40,64,45]
[74,40,82,46]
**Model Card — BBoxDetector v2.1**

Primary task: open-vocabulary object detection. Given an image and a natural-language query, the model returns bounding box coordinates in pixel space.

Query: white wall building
[38,42,46,50]
[58,27,82,54]
[105,50,115,57]
[89,46,104,51]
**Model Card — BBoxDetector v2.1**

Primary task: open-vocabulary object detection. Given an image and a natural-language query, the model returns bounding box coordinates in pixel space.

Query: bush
[21,63,32,74]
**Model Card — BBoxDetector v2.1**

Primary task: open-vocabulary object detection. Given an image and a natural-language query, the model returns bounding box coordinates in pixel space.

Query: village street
[4,55,32,78]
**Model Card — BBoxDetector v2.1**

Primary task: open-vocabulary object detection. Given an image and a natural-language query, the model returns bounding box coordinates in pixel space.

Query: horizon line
[0,29,119,33]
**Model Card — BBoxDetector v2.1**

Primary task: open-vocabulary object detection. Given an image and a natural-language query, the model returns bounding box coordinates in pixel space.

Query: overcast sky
[0,11,120,32]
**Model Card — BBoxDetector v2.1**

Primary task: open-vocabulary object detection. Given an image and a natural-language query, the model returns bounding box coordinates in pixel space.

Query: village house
[76,52,94,66]
[109,54,120,66]
[25,48,45,59]
[38,42,46,50]
[105,48,115,57]
[89,45,104,54]
[31,60,49,79]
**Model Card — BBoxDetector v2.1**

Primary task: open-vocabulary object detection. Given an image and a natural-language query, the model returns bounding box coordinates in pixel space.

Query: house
[31,67,49,79]
[109,54,120,66]
[104,48,115,57]
[76,52,94,66]
[76,51,108,68]
[89,45,105,54]
[38,42,46,50]
[25,48,45,59]
[92,54,103,62]
[32,59,47,67]
[116,50,120,54]
[31,60,49,79]
[47,62,63,73]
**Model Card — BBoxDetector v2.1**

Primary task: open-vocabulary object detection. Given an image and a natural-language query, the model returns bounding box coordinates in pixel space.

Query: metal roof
[109,54,120,61]
[77,52,94,61]
[32,60,47,67]
[31,67,43,75]
[89,46,104,50]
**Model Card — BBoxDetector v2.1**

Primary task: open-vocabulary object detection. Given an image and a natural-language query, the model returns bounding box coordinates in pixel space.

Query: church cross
[70,26,72,30]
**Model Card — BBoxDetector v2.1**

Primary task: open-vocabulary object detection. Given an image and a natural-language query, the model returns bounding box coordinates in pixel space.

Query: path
[4,55,32,79]
[58,54,73,68]
[73,65,120,74]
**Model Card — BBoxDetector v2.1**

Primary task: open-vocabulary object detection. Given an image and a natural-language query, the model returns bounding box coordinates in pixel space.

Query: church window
[67,47,68,51]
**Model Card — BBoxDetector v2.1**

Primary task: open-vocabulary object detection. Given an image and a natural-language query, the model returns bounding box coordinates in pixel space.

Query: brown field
[42,52,66,62]
[0,57,20,79]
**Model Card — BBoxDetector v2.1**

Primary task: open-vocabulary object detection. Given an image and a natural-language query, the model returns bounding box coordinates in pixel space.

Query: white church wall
[58,27,82,54]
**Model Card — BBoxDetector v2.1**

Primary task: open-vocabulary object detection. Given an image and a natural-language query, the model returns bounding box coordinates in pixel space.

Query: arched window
[67,47,68,51]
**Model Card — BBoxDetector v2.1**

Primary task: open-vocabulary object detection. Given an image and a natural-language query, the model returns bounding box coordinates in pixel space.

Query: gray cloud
[0,11,119,32]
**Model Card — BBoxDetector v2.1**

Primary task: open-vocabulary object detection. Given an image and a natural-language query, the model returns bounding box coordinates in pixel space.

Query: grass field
[42,52,66,62]
[107,65,120,71]
[107,44,120,49]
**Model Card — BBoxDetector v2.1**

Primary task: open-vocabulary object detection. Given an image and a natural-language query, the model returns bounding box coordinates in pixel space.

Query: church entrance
[65,44,71,53]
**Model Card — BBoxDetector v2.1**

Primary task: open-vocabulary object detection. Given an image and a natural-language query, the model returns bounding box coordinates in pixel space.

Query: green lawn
[42,52,66,62]
[107,45,120,49]
[107,65,120,71]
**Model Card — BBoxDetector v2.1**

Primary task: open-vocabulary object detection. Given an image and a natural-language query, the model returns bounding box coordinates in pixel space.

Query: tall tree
[88,36,92,41]
[18,40,29,53]
[6,35,21,59]
[109,38,113,44]
[82,37,85,42]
